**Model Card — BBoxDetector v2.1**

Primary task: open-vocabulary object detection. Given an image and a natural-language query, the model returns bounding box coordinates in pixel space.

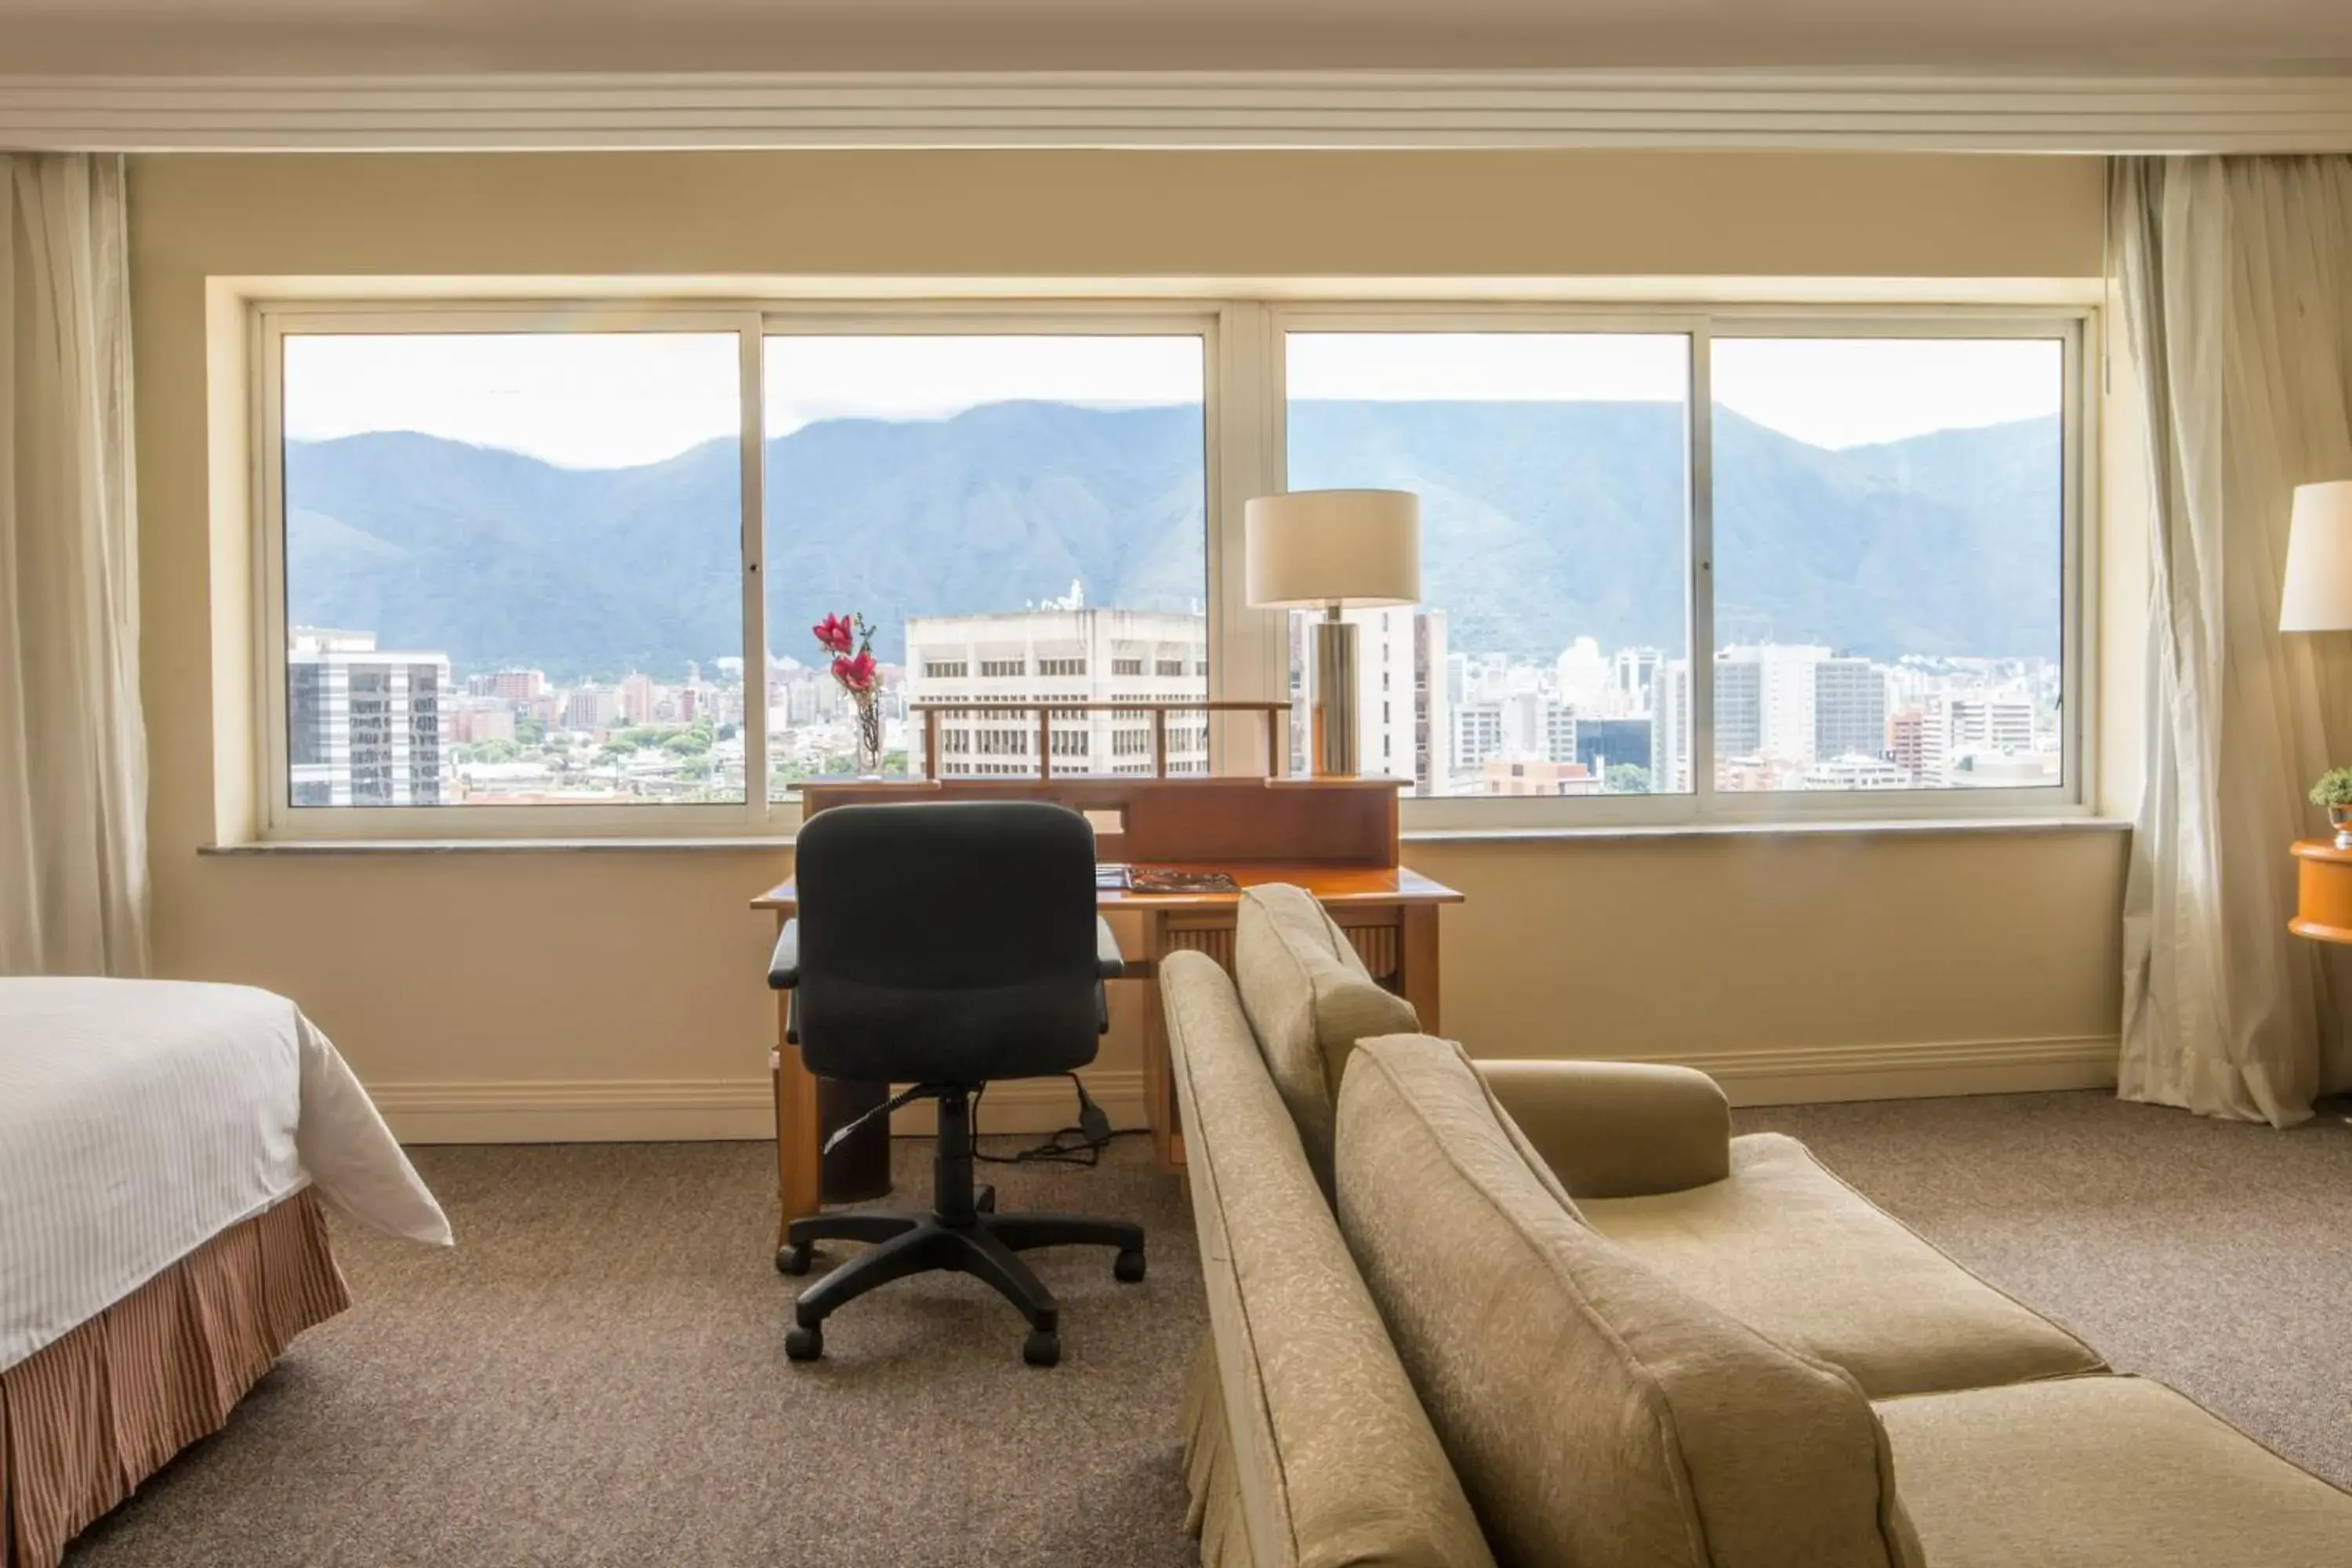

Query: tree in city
[1605,764,1651,794]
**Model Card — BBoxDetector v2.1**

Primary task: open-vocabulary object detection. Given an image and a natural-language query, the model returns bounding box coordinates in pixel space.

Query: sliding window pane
[1286,332,1691,797]
[280,332,745,808]
[763,335,1207,797]
[1711,337,2065,793]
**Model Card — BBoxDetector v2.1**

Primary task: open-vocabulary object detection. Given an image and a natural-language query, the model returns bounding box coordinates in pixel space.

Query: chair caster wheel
[977,1185,996,1214]
[1022,1329,1061,1367]
[1113,1248,1147,1283]
[776,1243,813,1276]
[786,1324,824,1362]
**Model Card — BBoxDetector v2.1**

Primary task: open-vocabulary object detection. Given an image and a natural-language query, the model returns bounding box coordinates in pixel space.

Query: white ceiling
[0,0,2348,75]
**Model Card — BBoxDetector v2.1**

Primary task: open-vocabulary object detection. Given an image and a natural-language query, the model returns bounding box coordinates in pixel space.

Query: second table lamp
[1244,488,1423,777]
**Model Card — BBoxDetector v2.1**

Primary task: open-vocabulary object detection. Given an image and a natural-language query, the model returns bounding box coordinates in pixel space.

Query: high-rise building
[1408,609,1450,797]
[562,685,620,730]
[287,627,448,806]
[1887,708,1927,783]
[1812,657,1889,764]
[1454,701,1506,776]
[1714,655,1763,760]
[1715,644,1883,775]
[619,671,659,725]
[1921,692,2040,785]
[1572,717,1653,777]
[1653,660,1693,793]
[443,699,516,745]
[1611,646,1663,711]
[906,608,1208,778]
[466,667,545,702]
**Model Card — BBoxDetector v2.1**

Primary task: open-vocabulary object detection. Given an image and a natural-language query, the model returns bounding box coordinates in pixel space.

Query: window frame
[247,296,2092,841]
[251,299,1228,840]
[1269,302,2093,830]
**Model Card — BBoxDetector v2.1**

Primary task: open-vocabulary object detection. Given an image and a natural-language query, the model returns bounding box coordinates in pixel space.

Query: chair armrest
[1095,916,1125,980]
[1474,1059,1731,1199]
[767,919,799,991]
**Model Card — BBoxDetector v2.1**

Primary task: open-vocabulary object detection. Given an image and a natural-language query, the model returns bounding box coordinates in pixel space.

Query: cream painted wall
[128,150,2124,1138]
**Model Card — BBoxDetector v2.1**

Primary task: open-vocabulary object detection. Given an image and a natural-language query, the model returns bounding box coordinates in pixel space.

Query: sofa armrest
[1473,1059,1731,1199]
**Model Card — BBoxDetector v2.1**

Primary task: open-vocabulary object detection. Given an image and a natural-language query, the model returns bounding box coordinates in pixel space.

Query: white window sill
[1399,815,2131,845]
[199,817,2131,855]
[199,837,799,855]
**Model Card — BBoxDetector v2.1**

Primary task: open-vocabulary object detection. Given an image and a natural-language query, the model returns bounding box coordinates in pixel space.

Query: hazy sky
[282,329,2063,470]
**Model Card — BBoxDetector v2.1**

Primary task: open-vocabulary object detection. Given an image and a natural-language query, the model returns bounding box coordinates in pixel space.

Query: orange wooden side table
[2289,839,2352,942]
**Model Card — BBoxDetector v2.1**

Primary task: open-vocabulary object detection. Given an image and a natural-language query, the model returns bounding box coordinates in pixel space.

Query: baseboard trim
[1602,1034,2121,1108]
[375,1069,1148,1144]
[373,1039,2113,1140]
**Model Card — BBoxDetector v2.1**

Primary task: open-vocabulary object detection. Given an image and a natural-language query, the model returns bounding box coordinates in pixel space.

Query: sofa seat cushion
[1879,1374,2352,1567]
[1232,884,1419,1194]
[1336,1035,1921,1568]
[1579,1132,2103,1399]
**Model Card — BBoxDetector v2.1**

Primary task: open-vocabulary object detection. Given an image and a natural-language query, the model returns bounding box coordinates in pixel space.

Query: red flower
[833,650,878,693]
[812,614,855,654]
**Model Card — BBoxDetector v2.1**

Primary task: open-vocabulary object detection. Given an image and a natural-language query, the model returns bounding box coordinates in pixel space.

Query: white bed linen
[0,977,451,1370]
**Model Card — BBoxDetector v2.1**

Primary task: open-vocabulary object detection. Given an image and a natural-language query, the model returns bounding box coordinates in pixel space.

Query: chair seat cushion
[1579,1133,2103,1399]
[1878,1375,2352,1568]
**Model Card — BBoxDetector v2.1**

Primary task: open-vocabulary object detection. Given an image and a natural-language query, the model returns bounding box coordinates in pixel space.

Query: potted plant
[2311,768,2352,848]
[812,612,884,776]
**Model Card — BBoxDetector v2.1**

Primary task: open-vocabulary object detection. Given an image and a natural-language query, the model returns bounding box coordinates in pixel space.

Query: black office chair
[768,800,1145,1367]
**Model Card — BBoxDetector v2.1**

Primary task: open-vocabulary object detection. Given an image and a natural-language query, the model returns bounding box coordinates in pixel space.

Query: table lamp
[1244,488,1422,777]
[2281,479,2352,846]
[2281,480,2352,634]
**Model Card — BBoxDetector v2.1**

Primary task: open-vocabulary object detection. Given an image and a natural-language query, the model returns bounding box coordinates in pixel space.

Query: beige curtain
[2114,155,2352,1125]
[0,153,148,976]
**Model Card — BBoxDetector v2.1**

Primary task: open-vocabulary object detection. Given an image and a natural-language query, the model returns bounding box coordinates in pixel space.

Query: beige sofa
[1166,884,2352,1568]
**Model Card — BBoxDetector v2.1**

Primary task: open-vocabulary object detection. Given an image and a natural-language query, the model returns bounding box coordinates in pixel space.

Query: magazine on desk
[1096,865,1241,895]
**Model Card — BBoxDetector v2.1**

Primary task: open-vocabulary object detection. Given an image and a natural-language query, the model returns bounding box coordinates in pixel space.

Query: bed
[0,978,450,1568]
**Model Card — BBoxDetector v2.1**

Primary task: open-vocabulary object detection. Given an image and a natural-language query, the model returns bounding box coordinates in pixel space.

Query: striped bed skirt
[0,1190,350,1568]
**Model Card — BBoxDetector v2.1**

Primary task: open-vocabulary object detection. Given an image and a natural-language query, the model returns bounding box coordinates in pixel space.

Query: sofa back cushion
[1163,953,1496,1568]
[1335,1033,1921,1568]
[1233,884,1420,1192]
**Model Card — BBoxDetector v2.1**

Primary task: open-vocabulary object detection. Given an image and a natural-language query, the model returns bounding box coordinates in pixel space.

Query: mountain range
[283,400,2062,682]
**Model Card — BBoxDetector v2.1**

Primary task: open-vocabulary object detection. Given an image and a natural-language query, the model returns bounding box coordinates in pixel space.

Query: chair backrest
[792,800,1104,1083]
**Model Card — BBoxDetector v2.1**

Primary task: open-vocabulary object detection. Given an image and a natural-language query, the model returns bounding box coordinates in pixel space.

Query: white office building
[906,607,1209,779]
[286,627,449,806]
[1921,692,2045,786]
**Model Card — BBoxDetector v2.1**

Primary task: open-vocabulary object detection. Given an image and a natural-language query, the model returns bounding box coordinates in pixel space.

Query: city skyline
[285,606,2059,808]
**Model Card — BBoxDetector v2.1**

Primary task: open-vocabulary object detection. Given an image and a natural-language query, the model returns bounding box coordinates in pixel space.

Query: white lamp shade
[2281,480,2352,632]
[1244,489,1422,609]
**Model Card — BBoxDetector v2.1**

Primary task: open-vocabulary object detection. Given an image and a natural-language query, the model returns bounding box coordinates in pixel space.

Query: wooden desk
[1102,862,1459,1172]
[2290,839,2352,942]
[750,862,1458,1231]
[748,775,1459,1237]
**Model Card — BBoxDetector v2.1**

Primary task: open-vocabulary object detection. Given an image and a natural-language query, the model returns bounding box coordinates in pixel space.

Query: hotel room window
[276,331,746,813]
[1708,335,2068,795]
[1281,316,2080,818]
[1284,331,1695,800]
[763,332,1209,797]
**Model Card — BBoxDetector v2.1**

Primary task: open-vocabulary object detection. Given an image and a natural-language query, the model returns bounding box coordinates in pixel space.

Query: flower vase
[854,697,885,778]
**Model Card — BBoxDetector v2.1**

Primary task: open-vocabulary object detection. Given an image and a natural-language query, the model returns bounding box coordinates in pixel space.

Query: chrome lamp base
[1312,607,1359,777]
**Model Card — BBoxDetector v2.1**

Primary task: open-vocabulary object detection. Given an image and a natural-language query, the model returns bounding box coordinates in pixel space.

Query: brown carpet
[65,1137,1204,1568]
[1741,1091,2352,1489]
[61,1091,2352,1565]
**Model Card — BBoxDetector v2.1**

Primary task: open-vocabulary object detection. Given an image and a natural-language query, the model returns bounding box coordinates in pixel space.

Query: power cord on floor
[971,1073,1145,1167]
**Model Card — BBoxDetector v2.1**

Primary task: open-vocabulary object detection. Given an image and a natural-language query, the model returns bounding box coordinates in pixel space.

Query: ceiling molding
[2,68,2350,154]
